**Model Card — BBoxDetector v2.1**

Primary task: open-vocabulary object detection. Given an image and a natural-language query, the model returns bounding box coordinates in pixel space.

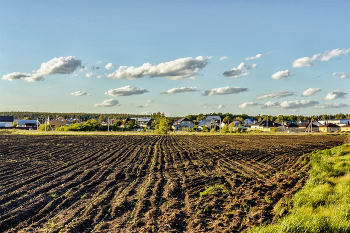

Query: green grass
[200,184,228,198]
[249,144,350,233]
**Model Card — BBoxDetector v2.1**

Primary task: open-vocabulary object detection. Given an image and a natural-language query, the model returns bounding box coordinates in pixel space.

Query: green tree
[38,124,52,131]
[221,124,229,134]
[157,117,173,135]
[24,117,31,120]
[222,116,232,124]
[12,121,17,127]
[98,115,105,123]
[276,115,285,123]
[197,114,206,122]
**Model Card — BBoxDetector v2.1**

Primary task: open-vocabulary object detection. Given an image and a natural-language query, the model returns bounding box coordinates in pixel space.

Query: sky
[1,0,349,117]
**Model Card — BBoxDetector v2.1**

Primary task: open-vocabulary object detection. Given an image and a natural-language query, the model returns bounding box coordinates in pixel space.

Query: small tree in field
[12,121,17,127]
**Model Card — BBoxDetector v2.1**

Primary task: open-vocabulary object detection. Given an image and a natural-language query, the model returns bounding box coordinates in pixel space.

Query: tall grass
[250,144,350,233]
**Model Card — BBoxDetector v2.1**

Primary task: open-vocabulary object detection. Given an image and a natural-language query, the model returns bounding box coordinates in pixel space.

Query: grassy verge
[250,144,350,233]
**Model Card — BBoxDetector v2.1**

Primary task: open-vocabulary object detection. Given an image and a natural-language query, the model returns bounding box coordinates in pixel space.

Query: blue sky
[1,0,349,116]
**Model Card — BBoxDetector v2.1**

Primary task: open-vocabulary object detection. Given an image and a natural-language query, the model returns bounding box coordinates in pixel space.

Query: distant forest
[0,111,349,122]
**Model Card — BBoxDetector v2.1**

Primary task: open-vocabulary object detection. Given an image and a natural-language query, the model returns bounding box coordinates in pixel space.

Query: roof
[341,121,350,127]
[0,116,14,122]
[299,122,319,128]
[286,123,298,128]
[206,116,221,121]
[198,119,215,127]
[17,120,37,125]
[174,117,192,124]
[251,120,279,127]
[319,123,340,128]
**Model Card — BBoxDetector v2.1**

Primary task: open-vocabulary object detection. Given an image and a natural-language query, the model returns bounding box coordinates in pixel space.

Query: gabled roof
[174,117,192,124]
[286,123,298,128]
[198,119,216,127]
[206,116,221,121]
[251,120,279,127]
[319,123,340,128]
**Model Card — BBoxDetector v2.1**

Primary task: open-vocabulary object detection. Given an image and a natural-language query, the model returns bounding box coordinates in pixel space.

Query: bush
[202,126,209,132]
[38,124,52,131]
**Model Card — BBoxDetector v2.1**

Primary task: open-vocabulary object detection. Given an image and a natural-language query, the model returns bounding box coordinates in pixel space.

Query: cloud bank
[315,103,350,109]
[94,99,119,107]
[202,86,248,96]
[256,91,294,100]
[161,87,198,95]
[2,56,82,82]
[105,85,148,96]
[271,70,293,80]
[222,62,257,78]
[107,56,210,80]
[263,99,318,109]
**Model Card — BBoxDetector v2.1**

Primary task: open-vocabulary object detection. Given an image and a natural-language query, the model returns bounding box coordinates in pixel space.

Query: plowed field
[0,135,346,232]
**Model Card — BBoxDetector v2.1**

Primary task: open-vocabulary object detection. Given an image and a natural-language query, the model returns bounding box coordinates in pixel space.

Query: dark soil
[0,134,346,232]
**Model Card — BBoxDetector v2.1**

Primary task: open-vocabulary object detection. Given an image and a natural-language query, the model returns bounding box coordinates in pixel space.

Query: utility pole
[108,117,110,132]
[45,117,47,132]
[267,115,268,132]
[37,118,38,131]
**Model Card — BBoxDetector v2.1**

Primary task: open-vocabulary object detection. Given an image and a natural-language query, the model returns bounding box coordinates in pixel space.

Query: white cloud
[218,104,224,109]
[320,48,350,61]
[202,86,248,96]
[86,72,93,77]
[105,63,114,70]
[94,99,119,107]
[262,100,318,109]
[271,70,293,80]
[107,56,210,80]
[245,53,263,61]
[302,88,321,97]
[219,56,227,61]
[262,101,281,108]
[145,100,153,106]
[96,61,102,64]
[324,90,347,100]
[280,99,319,109]
[70,91,91,96]
[315,103,350,109]
[105,85,148,96]
[222,62,257,78]
[2,56,82,82]
[71,74,78,77]
[239,102,259,109]
[256,91,294,100]
[161,87,198,95]
[292,54,320,68]
[332,72,350,79]
[79,66,87,72]
[86,73,102,79]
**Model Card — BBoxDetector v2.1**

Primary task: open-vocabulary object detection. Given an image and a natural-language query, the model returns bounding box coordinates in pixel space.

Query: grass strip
[250,143,350,233]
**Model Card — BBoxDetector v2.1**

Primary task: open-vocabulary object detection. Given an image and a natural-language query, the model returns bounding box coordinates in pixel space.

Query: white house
[173,118,193,131]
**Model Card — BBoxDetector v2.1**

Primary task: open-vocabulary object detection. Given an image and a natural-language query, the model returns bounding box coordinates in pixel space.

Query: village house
[48,117,66,130]
[250,120,281,132]
[0,116,14,128]
[318,123,340,132]
[340,121,350,132]
[319,119,350,127]
[173,118,193,131]
[198,119,218,130]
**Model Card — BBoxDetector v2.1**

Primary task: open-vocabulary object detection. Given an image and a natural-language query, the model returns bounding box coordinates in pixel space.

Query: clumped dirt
[0,134,346,232]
